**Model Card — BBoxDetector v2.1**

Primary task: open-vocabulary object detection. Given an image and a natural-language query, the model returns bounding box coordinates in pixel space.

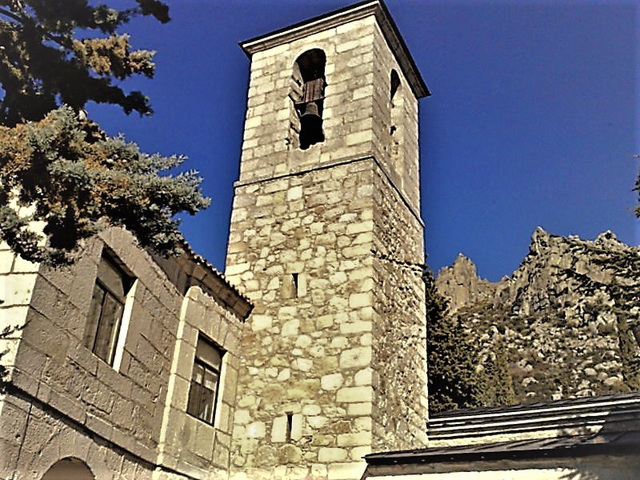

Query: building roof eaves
[365,393,640,469]
[177,238,254,320]
[364,431,640,466]
[427,392,640,442]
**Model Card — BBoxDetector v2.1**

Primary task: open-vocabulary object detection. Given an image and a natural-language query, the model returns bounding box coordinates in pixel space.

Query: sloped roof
[365,431,640,466]
[428,392,640,441]
[151,238,253,320]
[365,393,640,468]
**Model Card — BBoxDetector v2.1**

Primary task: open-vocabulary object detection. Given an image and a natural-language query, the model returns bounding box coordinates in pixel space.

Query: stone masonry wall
[371,168,427,452]
[6,229,178,464]
[1,228,175,478]
[227,160,378,480]
[226,157,427,478]
[157,285,244,479]
[1,227,246,480]
[0,392,159,480]
[226,8,427,479]
[370,22,421,214]
[238,16,378,185]
[0,233,40,385]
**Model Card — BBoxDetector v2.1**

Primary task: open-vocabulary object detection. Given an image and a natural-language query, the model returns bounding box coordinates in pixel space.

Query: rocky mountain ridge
[434,228,640,406]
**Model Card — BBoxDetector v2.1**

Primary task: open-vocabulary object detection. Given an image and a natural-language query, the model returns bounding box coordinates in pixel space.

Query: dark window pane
[84,284,105,349]
[203,369,218,390]
[93,293,123,363]
[84,253,133,366]
[97,256,129,298]
[187,381,202,418]
[199,386,215,423]
[187,338,225,425]
[192,363,204,383]
[196,340,222,370]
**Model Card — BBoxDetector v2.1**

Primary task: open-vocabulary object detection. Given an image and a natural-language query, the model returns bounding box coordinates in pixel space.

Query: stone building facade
[0,227,252,479]
[224,1,429,479]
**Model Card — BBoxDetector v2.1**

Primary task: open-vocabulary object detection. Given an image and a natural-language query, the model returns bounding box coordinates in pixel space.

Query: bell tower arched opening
[291,49,326,150]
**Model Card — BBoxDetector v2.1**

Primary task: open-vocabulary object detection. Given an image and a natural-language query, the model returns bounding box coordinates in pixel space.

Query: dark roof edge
[239,0,430,99]
[150,238,253,321]
[178,239,253,320]
[375,0,430,98]
[431,392,640,422]
[364,434,640,466]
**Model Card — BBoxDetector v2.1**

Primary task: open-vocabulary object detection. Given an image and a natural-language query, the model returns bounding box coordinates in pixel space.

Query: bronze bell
[299,101,324,149]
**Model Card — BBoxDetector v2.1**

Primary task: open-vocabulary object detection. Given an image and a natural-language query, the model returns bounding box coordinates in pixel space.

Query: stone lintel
[239,0,430,99]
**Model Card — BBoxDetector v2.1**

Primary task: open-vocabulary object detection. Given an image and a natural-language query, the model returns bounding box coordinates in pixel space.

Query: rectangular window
[187,336,224,425]
[83,253,134,365]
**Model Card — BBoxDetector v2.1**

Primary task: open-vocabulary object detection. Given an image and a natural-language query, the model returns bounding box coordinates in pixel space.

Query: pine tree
[425,270,487,414]
[0,0,209,265]
[481,340,516,407]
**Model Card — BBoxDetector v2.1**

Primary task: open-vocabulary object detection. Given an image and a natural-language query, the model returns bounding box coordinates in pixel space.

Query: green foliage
[1,107,209,264]
[426,270,487,414]
[0,1,210,265]
[0,0,168,126]
[481,340,516,407]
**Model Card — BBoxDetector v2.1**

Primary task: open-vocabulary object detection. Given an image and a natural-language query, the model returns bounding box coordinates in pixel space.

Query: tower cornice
[239,0,430,99]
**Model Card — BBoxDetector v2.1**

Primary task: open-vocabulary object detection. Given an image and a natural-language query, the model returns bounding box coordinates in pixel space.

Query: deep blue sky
[92,0,639,282]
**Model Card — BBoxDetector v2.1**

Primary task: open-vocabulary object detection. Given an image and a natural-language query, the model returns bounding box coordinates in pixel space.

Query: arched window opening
[43,458,95,480]
[390,69,401,103]
[292,49,326,150]
[389,69,403,139]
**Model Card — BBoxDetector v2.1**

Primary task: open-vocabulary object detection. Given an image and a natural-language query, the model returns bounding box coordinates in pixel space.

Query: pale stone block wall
[0,393,159,480]
[0,241,39,381]
[239,16,379,184]
[1,227,247,479]
[227,7,427,479]
[157,285,244,478]
[227,160,377,479]
[370,22,421,213]
[371,168,427,452]
[1,228,177,478]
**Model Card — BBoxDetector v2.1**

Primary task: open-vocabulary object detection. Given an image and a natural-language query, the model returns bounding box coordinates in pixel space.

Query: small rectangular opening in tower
[285,412,293,442]
[292,273,299,297]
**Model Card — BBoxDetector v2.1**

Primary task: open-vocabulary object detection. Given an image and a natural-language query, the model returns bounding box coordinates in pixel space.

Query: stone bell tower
[225,1,430,478]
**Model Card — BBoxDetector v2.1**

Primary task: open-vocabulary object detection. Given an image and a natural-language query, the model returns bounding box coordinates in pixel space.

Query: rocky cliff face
[435,228,640,405]
[435,254,496,313]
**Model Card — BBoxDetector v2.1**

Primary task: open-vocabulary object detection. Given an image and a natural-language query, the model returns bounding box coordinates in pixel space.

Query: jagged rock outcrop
[435,254,496,313]
[435,228,640,407]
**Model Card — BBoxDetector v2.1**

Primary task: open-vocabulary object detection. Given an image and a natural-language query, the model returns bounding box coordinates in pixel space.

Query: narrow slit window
[292,273,299,297]
[390,69,401,102]
[285,412,293,442]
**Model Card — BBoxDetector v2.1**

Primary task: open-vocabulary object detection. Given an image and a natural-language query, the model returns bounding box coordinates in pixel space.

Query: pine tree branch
[0,7,70,49]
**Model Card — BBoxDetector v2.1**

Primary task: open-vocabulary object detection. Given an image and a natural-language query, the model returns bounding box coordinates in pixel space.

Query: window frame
[83,252,134,366]
[187,335,225,426]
